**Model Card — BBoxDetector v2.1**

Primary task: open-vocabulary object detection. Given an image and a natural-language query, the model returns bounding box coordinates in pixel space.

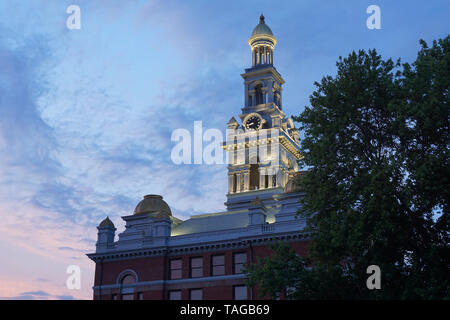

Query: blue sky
[0,0,448,299]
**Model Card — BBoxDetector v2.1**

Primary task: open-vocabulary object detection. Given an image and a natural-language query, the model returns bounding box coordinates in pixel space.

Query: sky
[0,0,448,300]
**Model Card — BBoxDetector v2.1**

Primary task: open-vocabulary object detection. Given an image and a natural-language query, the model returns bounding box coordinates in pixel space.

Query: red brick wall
[93,240,310,300]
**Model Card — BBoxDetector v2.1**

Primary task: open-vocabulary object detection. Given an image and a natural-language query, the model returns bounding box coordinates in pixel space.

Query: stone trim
[116,269,139,285]
[87,231,311,262]
[93,274,247,291]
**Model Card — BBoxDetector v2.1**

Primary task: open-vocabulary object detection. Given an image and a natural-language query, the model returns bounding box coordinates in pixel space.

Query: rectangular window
[137,292,143,300]
[189,288,203,300]
[211,254,225,276]
[170,259,182,280]
[190,257,203,278]
[121,293,134,300]
[233,252,247,274]
[168,290,182,300]
[233,285,248,300]
[112,294,117,300]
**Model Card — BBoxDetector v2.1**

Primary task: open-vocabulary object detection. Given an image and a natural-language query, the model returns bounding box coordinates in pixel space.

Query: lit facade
[87,15,309,300]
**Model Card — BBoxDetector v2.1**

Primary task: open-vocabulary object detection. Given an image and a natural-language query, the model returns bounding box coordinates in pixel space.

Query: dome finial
[99,216,115,228]
[259,14,265,24]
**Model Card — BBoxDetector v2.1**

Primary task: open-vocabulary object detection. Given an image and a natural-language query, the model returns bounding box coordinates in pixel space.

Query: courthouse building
[87,15,310,300]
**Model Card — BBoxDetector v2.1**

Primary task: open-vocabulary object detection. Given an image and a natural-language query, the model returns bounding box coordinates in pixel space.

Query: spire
[227,116,239,129]
[227,116,238,124]
[99,216,115,228]
[259,14,265,24]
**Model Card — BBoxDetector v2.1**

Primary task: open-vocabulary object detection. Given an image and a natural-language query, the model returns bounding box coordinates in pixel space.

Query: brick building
[87,15,309,300]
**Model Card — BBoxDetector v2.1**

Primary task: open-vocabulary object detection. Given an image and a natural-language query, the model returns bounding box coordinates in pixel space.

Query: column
[276,168,282,187]
[263,46,266,64]
[279,88,282,108]
[258,47,262,65]
[236,173,241,192]
[228,174,234,193]
[268,81,274,103]
[245,83,249,107]
[244,171,249,191]
[259,168,266,189]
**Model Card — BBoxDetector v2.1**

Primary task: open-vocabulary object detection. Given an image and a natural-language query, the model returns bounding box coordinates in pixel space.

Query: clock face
[245,115,262,130]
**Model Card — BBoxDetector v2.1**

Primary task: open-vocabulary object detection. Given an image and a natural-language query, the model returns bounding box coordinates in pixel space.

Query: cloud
[0,291,75,300]
[0,1,235,300]
[0,25,95,299]
[21,290,50,297]
[1,0,447,301]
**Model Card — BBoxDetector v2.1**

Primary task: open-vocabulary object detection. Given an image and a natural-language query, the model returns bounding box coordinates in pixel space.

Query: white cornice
[241,66,285,84]
[87,230,311,262]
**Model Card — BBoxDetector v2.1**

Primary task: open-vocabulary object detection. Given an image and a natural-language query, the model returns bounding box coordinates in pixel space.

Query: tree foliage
[245,37,449,299]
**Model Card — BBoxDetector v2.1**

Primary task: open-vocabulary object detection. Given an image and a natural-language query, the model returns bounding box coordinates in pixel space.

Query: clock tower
[224,15,302,211]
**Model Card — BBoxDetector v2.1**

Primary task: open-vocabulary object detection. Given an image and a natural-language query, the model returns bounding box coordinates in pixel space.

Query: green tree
[244,37,449,299]
[244,242,358,299]
[244,242,305,300]
[396,37,449,298]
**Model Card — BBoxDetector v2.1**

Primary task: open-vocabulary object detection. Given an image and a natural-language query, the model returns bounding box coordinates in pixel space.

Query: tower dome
[251,14,274,37]
[248,15,277,67]
[133,194,172,218]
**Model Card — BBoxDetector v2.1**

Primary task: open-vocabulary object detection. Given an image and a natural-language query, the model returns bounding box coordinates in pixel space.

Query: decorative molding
[93,274,247,291]
[116,269,139,285]
[87,230,311,262]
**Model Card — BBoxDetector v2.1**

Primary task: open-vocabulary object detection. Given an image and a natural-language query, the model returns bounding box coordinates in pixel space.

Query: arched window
[117,271,137,300]
[255,84,263,105]
[121,274,136,285]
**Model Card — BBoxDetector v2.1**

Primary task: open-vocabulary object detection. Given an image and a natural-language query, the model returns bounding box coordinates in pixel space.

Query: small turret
[249,14,277,67]
[96,216,116,252]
